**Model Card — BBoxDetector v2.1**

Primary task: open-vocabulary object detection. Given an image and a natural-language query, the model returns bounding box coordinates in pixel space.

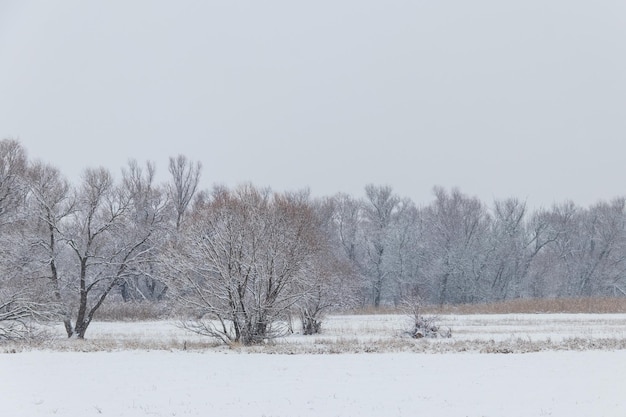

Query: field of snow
[37,313,626,352]
[3,314,626,416]
[319,313,626,342]
[2,350,625,416]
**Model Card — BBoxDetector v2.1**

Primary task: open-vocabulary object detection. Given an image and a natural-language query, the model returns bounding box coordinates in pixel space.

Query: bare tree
[0,139,50,340]
[57,164,170,338]
[331,193,363,263]
[387,198,422,305]
[118,160,172,302]
[534,199,626,298]
[165,184,324,345]
[295,197,360,335]
[25,161,75,336]
[0,139,27,223]
[168,154,202,229]
[362,184,400,307]
[421,187,491,305]
[60,168,126,338]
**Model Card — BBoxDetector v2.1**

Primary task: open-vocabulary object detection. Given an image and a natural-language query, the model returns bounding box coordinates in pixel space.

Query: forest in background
[1,139,626,343]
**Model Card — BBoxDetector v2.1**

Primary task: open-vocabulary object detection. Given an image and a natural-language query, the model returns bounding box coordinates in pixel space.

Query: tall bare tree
[168,154,201,229]
[57,164,170,338]
[0,139,27,224]
[0,140,56,339]
[362,184,400,307]
[118,160,171,301]
[60,167,127,337]
[25,161,75,335]
[421,187,491,305]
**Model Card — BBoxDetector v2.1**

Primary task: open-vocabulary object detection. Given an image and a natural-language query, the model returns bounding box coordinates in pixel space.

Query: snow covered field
[2,350,625,416]
[2,314,626,416]
[36,313,626,352]
[319,313,626,342]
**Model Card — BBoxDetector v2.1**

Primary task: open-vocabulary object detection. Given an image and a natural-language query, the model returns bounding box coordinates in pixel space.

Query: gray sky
[1,1,625,208]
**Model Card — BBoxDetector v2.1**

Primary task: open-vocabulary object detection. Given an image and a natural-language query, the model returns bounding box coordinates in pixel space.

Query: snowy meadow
[2,313,626,416]
[12,312,626,353]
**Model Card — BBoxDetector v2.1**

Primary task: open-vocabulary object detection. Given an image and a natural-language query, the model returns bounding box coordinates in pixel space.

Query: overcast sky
[1,1,625,208]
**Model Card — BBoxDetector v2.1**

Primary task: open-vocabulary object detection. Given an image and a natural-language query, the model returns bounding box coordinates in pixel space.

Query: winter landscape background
[2,140,626,415]
[2,1,626,416]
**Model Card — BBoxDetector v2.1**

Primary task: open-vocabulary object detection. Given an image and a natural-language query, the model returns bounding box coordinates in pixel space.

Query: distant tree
[330,193,363,264]
[386,198,422,304]
[581,199,626,296]
[117,160,171,302]
[515,206,561,298]
[484,198,528,300]
[420,187,491,305]
[0,139,27,224]
[535,199,626,298]
[526,201,581,297]
[362,184,401,307]
[167,155,201,229]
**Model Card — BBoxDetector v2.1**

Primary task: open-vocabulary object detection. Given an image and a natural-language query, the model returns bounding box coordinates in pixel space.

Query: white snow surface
[48,313,626,345]
[4,314,626,416]
[2,350,625,417]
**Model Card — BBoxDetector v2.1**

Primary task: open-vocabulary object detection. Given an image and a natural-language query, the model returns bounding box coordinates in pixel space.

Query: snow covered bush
[165,185,330,345]
[403,294,451,339]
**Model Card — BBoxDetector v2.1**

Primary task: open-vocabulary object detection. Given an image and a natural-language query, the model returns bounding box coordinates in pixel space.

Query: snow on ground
[2,350,625,417]
[319,313,626,342]
[440,314,626,341]
[46,313,626,347]
[3,314,626,416]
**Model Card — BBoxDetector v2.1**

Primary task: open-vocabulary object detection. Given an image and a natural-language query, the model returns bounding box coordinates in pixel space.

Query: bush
[402,295,451,339]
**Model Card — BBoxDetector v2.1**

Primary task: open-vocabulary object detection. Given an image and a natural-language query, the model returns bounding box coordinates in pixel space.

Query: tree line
[1,139,626,343]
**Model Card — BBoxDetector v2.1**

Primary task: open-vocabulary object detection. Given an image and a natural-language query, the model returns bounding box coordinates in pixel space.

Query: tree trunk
[75,257,89,339]
[438,272,449,307]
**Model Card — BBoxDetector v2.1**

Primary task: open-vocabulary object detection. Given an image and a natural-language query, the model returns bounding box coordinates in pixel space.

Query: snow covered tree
[386,198,422,305]
[295,197,360,334]
[117,160,172,302]
[533,199,626,298]
[165,185,327,345]
[330,193,363,264]
[361,184,401,307]
[57,164,170,338]
[0,140,57,340]
[420,187,491,305]
[24,161,75,335]
[167,154,201,230]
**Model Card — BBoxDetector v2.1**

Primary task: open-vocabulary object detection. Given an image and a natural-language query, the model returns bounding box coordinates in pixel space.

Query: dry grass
[425,297,626,315]
[6,335,626,355]
[349,297,626,315]
[93,301,171,321]
[86,297,626,322]
[202,336,626,355]
[0,337,223,354]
